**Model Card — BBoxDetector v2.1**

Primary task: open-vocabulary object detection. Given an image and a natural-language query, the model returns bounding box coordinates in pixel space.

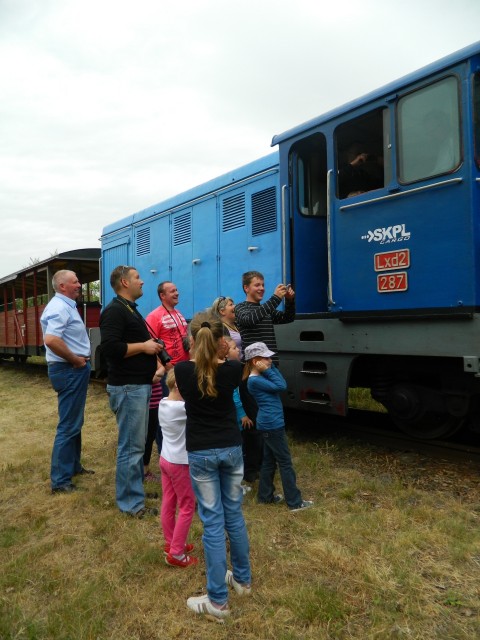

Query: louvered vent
[136,228,151,255]
[222,193,246,231]
[252,187,277,236]
[174,212,192,245]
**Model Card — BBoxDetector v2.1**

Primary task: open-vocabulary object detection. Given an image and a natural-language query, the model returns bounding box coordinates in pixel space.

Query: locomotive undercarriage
[275,317,480,441]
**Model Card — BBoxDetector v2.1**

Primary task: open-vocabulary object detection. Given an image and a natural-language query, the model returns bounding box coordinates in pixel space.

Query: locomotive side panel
[101,155,282,321]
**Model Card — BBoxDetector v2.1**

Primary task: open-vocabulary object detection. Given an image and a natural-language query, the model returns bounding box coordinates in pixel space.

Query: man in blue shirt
[40,270,93,493]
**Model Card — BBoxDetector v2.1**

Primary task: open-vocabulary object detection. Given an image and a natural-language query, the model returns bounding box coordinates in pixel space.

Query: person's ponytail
[189,312,224,398]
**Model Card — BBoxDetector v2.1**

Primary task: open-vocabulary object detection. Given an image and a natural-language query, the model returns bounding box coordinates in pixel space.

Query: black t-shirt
[174,359,242,452]
[100,297,157,385]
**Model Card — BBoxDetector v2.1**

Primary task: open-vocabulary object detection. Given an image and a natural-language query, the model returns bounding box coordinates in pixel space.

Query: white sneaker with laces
[187,594,230,622]
[290,500,314,512]
[225,569,252,596]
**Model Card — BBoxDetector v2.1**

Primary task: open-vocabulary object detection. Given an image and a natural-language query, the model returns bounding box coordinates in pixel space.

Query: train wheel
[386,384,465,440]
[391,412,465,440]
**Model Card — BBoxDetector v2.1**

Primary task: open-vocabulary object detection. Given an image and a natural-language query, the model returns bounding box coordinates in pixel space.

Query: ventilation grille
[173,212,192,245]
[252,187,277,236]
[222,193,246,231]
[136,228,151,256]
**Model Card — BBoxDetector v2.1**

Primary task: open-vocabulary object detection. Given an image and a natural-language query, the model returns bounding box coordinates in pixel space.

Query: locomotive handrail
[281,184,288,285]
[326,170,335,306]
[338,177,463,211]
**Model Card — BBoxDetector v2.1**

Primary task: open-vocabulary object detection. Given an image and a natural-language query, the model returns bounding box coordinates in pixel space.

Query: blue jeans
[188,446,251,605]
[257,428,302,509]
[107,384,151,514]
[48,361,91,489]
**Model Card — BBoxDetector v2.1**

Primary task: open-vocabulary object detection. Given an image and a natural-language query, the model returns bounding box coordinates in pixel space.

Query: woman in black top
[175,312,251,621]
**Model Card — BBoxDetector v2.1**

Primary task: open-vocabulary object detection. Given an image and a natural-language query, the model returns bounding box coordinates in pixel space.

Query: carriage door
[290,133,329,313]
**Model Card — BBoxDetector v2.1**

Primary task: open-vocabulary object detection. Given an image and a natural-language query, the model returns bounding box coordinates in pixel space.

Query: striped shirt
[149,381,163,409]
[235,295,295,365]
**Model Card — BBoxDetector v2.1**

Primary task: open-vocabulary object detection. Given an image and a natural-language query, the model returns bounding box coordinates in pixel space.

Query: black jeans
[257,428,302,509]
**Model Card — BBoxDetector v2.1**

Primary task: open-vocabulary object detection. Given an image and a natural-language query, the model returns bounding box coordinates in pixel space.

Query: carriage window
[335,108,388,200]
[397,76,461,183]
[293,134,327,217]
[474,73,480,169]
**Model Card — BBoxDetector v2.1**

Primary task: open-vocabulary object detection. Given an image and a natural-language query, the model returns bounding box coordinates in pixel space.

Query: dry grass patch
[1,366,480,639]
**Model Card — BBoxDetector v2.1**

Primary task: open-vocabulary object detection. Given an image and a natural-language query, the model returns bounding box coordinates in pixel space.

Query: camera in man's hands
[154,338,172,365]
[182,336,190,352]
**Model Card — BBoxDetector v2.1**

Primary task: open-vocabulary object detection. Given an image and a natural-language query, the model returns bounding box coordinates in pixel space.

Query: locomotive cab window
[335,108,389,199]
[397,76,461,182]
[292,133,327,217]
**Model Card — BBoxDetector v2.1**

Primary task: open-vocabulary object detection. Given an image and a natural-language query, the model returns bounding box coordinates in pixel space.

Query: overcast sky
[1,0,479,277]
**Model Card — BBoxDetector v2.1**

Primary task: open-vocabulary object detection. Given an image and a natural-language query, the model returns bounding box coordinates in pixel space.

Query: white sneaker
[241,484,252,495]
[225,569,252,596]
[187,594,230,622]
[289,500,314,512]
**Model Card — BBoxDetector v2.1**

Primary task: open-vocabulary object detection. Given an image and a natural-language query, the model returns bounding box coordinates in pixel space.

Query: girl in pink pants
[158,369,197,568]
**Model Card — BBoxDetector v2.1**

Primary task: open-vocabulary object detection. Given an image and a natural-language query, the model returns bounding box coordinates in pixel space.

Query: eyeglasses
[120,265,132,277]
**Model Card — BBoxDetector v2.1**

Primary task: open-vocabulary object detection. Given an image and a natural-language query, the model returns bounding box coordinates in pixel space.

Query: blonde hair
[211,296,234,320]
[242,359,256,381]
[165,369,177,391]
[189,311,224,398]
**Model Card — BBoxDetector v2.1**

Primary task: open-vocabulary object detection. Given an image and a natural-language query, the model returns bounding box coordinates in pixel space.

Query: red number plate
[374,249,410,272]
[377,272,408,293]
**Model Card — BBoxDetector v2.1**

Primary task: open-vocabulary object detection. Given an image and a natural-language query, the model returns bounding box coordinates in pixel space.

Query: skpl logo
[361,224,411,244]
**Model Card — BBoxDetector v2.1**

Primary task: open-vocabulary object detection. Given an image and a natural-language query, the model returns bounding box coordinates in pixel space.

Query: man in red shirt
[145,282,190,468]
[146,281,190,370]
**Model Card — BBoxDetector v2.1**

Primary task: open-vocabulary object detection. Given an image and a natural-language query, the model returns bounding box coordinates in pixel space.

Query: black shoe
[145,492,159,499]
[75,466,95,475]
[52,484,77,494]
[128,507,159,518]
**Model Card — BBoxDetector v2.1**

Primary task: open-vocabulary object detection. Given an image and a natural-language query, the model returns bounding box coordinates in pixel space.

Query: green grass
[1,367,480,639]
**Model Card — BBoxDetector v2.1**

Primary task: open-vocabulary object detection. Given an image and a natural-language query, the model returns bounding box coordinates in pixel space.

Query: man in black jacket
[100,265,163,517]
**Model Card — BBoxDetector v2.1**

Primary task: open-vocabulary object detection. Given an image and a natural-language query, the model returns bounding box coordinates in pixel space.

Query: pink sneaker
[163,543,195,555]
[165,553,198,568]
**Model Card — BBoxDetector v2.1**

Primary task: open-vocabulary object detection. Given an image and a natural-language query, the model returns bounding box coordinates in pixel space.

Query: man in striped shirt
[234,271,296,483]
[235,271,295,367]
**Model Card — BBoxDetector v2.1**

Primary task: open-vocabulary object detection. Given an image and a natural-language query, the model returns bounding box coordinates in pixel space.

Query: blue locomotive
[100,41,480,439]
